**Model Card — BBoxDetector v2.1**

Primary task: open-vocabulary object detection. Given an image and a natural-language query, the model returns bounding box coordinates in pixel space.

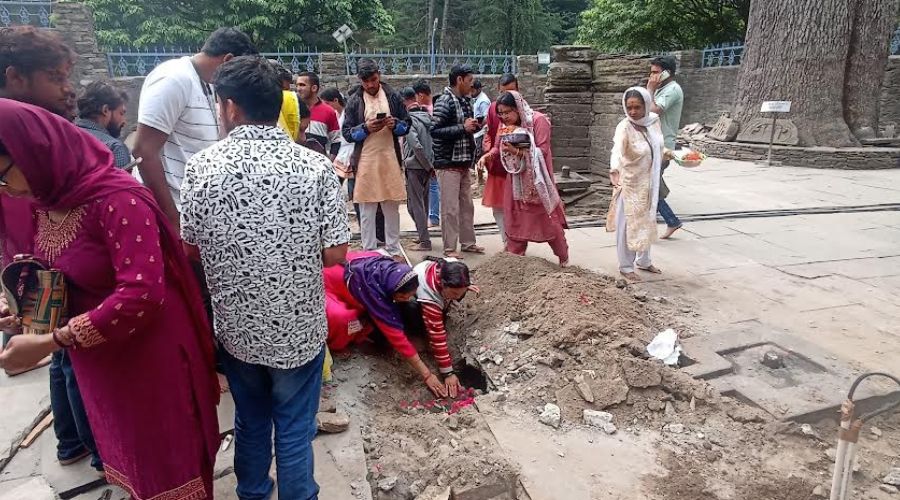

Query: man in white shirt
[132,27,257,232]
[181,56,350,500]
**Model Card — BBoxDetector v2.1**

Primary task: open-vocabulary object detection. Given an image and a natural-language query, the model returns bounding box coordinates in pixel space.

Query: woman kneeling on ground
[607,87,665,282]
[325,251,467,397]
[480,91,569,266]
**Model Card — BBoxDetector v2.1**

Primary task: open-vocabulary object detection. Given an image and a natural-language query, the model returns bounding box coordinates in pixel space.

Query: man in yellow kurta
[340,59,411,257]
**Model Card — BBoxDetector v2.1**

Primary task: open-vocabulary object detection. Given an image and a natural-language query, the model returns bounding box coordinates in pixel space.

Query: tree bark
[733,0,898,147]
[844,0,900,136]
[440,0,450,50]
[427,0,436,36]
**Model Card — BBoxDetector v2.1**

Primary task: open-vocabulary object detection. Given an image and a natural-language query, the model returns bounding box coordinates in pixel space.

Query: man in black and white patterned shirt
[180,56,350,500]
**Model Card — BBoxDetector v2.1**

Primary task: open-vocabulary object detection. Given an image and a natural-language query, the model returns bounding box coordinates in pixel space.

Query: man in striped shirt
[296,71,340,156]
[133,27,257,232]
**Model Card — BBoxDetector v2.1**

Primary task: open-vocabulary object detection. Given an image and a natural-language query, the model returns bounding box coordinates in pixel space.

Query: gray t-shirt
[654,81,684,150]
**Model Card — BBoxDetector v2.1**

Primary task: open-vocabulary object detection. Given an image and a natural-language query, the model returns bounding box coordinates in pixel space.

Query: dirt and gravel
[334,253,900,500]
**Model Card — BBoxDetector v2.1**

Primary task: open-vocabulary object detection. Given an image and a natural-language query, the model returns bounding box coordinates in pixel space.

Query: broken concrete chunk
[870,426,883,439]
[884,467,900,487]
[663,423,685,434]
[378,475,399,492]
[583,410,617,434]
[415,485,452,500]
[574,374,595,403]
[539,403,561,429]
[316,411,350,434]
[812,485,827,497]
[879,484,899,495]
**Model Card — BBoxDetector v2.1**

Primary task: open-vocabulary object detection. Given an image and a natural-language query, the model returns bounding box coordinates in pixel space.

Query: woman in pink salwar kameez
[0,99,220,500]
[482,91,569,266]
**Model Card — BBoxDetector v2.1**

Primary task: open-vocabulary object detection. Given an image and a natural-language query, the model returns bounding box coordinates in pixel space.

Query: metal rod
[766,114,777,166]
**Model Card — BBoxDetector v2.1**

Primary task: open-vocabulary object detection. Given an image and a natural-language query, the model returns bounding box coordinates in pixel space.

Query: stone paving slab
[681,322,900,423]
[0,368,51,470]
[39,429,105,499]
[0,476,54,500]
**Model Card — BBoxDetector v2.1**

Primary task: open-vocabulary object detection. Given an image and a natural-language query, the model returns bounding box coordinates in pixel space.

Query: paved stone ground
[1,157,897,499]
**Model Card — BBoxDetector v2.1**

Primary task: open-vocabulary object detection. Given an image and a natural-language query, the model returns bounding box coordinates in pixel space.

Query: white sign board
[332,24,353,44]
[760,101,791,113]
[537,52,551,65]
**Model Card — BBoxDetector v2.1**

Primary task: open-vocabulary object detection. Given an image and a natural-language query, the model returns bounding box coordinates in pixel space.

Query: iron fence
[106,48,321,77]
[701,42,744,68]
[261,52,319,74]
[0,0,51,28]
[348,49,516,76]
[105,47,515,77]
[892,27,900,56]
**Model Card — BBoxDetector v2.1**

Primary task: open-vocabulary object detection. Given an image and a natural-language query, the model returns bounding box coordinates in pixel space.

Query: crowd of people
[0,23,686,500]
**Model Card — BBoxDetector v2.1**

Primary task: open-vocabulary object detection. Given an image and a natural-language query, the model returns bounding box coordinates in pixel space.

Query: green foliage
[373,0,564,53]
[85,0,393,50]
[576,0,748,52]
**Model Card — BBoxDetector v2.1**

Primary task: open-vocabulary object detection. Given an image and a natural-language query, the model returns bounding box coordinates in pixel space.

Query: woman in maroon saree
[0,99,220,499]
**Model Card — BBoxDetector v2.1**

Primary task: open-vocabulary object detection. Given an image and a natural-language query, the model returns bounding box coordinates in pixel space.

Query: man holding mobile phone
[341,59,411,258]
[647,55,685,239]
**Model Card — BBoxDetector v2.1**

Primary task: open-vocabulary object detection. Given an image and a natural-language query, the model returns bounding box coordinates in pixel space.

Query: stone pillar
[545,46,596,172]
[319,53,351,90]
[590,54,655,172]
[50,2,110,87]
[673,50,703,71]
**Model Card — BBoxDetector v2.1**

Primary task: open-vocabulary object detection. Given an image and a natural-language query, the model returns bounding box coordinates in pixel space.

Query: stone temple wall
[880,56,900,129]
[51,2,110,87]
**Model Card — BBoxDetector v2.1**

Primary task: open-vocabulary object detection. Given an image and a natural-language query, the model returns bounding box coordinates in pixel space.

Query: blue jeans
[428,176,440,224]
[657,199,682,228]
[49,350,102,469]
[221,348,325,500]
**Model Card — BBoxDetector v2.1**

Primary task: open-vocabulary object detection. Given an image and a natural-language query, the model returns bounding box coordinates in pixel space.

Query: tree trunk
[427,0,435,36]
[733,0,898,146]
[844,0,900,136]
[440,0,450,51]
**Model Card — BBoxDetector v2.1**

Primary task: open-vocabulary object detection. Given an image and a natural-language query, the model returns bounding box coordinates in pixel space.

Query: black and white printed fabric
[181,125,351,369]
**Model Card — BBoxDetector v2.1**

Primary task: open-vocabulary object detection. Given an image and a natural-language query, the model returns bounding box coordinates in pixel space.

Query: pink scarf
[499,91,560,215]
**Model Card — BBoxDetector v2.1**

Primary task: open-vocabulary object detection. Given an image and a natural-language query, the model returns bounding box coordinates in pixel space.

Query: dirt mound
[452,254,716,424]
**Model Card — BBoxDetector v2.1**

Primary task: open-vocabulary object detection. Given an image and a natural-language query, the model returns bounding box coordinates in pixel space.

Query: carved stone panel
[736,118,800,146]
[707,114,740,142]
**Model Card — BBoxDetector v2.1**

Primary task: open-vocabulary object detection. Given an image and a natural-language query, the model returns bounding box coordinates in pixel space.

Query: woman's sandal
[637,265,663,274]
[461,245,486,254]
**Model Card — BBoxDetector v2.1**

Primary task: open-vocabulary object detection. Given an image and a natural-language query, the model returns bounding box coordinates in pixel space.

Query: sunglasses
[0,160,14,187]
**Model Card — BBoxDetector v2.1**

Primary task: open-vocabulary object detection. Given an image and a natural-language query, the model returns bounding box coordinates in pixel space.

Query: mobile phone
[659,70,671,81]
[477,116,485,125]
[376,112,387,119]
